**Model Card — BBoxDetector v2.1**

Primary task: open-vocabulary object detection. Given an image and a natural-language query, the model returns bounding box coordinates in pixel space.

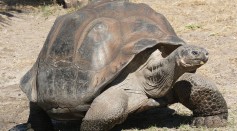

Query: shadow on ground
[0,8,22,26]
[10,108,192,131]
[113,108,192,131]
[0,0,59,26]
[1,0,54,7]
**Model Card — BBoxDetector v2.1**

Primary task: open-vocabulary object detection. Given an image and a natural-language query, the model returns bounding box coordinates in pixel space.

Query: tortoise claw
[191,113,228,128]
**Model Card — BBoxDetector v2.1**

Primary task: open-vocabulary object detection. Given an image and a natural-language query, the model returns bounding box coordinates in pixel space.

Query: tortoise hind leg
[170,73,228,128]
[27,102,54,131]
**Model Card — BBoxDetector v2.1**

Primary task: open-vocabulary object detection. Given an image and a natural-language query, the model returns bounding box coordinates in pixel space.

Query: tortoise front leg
[170,73,228,128]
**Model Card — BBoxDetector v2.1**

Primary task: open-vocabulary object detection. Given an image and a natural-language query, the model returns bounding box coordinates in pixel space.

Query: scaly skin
[170,73,228,127]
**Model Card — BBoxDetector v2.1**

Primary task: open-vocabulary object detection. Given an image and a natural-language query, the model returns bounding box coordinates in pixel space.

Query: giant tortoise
[14,0,228,130]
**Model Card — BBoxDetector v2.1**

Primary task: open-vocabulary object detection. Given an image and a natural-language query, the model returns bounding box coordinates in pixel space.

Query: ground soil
[0,0,237,130]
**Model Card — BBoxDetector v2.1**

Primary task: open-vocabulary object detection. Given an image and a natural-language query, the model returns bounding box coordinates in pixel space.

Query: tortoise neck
[137,52,185,98]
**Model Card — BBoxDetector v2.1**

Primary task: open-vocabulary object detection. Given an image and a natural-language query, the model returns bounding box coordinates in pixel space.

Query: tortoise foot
[9,123,33,131]
[192,113,228,128]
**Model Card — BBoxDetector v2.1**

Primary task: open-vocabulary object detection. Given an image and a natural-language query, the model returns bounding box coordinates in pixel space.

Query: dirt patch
[1,0,237,130]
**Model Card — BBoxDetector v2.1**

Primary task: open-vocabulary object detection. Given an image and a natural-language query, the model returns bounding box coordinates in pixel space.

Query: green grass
[185,24,202,30]
[40,5,55,17]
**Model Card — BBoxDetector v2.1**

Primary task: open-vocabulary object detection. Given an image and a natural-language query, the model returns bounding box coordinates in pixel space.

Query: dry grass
[132,0,237,36]
[0,0,236,130]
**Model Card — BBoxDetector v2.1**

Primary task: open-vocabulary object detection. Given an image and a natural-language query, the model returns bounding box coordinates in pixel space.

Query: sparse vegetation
[1,0,237,130]
[39,5,65,18]
[41,5,55,17]
[185,24,201,30]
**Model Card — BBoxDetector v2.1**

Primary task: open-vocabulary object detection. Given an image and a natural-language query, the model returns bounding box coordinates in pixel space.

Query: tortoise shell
[21,0,185,109]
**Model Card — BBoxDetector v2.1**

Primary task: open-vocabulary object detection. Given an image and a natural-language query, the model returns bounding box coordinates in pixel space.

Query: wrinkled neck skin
[135,51,185,98]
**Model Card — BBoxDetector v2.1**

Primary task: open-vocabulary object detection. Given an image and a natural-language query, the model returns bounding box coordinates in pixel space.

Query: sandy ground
[0,0,237,130]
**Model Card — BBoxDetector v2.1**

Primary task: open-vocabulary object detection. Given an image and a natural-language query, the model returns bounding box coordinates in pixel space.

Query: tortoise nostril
[204,57,209,62]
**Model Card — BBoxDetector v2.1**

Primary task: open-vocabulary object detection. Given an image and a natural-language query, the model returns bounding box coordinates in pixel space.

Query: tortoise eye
[191,51,198,55]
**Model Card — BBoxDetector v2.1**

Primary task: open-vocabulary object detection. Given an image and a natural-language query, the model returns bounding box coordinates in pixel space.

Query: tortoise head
[176,45,209,71]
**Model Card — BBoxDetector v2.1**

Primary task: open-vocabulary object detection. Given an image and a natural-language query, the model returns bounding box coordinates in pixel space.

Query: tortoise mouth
[180,59,207,68]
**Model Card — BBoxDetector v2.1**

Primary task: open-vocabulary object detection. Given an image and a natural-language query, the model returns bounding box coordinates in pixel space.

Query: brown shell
[21,0,185,108]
